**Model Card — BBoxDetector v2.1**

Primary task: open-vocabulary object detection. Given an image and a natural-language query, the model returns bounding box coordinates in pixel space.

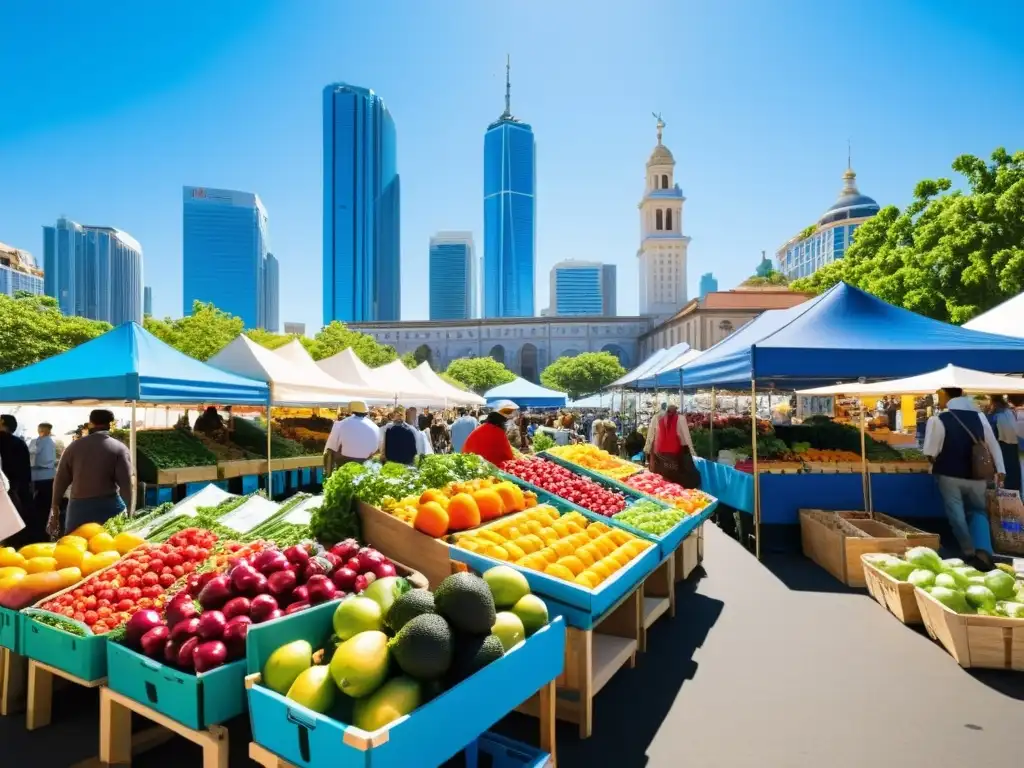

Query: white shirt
[922,397,1005,475]
[450,416,477,453]
[324,415,380,460]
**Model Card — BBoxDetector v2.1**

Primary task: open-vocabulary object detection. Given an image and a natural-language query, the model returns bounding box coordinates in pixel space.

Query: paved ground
[5,524,1023,767]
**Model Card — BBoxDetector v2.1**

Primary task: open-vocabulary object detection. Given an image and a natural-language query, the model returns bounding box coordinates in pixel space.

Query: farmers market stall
[372,358,453,407]
[315,347,394,402]
[409,361,486,407]
[484,378,567,409]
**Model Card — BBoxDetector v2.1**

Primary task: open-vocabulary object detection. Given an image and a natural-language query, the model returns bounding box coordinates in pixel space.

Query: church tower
[637,115,690,318]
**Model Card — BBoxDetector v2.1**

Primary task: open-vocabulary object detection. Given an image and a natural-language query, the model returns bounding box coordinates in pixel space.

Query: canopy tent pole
[859,398,874,513]
[129,400,138,515]
[751,381,761,560]
[266,387,273,498]
[709,387,716,460]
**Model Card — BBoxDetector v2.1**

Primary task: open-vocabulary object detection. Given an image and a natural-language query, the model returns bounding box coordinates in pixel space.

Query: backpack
[384,423,418,465]
[948,410,996,482]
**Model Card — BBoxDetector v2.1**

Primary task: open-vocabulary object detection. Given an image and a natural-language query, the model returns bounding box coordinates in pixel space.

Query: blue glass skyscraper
[182,186,269,329]
[483,58,536,318]
[429,232,476,320]
[0,243,44,298]
[548,261,615,316]
[144,286,153,316]
[263,252,280,332]
[323,83,401,324]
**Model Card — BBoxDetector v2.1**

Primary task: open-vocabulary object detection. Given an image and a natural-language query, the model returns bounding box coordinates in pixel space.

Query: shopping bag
[986,487,1024,555]
[0,481,26,542]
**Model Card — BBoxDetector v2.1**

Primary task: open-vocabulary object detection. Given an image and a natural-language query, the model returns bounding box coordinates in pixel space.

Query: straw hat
[348,401,368,415]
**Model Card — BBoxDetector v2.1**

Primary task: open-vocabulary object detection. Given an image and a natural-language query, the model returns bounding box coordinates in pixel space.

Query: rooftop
[640,288,812,339]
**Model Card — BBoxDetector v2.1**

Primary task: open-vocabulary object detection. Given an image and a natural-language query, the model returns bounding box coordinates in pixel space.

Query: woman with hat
[463,401,519,467]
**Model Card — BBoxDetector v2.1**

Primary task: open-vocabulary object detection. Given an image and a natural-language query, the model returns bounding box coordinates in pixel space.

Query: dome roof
[818,168,879,224]
[647,143,674,166]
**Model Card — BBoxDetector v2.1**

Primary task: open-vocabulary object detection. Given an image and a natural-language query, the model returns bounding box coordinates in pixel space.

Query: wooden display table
[0,647,26,716]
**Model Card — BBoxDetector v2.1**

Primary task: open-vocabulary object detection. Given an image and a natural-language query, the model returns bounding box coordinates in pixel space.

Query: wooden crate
[798,509,939,588]
[517,583,641,739]
[218,458,266,479]
[155,465,219,485]
[675,527,701,581]
[640,555,674,652]
[0,647,27,716]
[357,500,461,588]
[916,588,1024,670]
[26,659,105,730]
[861,554,922,625]
[269,455,322,472]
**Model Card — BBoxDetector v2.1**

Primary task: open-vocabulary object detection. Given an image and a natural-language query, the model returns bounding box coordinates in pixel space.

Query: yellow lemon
[53,544,84,570]
[70,522,104,540]
[0,572,26,590]
[57,567,83,588]
[19,542,56,560]
[0,547,26,569]
[88,532,117,554]
[24,556,58,574]
[113,532,144,555]
[56,535,89,553]
[0,566,27,580]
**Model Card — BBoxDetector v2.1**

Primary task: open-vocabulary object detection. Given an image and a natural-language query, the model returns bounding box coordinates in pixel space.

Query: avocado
[388,614,453,681]
[447,633,505,685]
[385,588,436,633]
[433,572,496,634]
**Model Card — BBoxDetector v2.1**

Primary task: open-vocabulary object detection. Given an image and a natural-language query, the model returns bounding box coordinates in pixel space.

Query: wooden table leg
[538,679,557,766]
[99,686,132,765]
[26,660,53,730]
[1,648,27,716]
[202,724,230,768]
[578,629,593,739]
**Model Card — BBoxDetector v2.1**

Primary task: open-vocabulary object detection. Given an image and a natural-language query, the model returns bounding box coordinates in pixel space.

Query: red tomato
[92,622,108,633]
[142,585,161,599]
[83,610,98,624]
[126,575,142,588]
[171,565,185,578]
[116,599,133,612]
[73,612,86,623]
[128,587,142,601]
[159,573,176,588]
[148,559,164,573]
[165,552,183,568]
[182,561,196,573]
[62,607,75,618]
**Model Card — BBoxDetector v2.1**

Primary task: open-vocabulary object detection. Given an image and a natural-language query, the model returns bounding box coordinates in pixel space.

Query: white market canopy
[797,364,1024,398]
[207,335,354,406]
[315,347,393,402]
[372,359,450,407]
[963,293,1024,338]
[274,340,390,402]
[410,362,485,406]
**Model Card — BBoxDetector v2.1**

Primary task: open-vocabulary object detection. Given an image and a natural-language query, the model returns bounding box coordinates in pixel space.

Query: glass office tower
[428,232,476,320]
[0,243,44,297]
[182,186,269,329]
[263,252,280,332]
[322,83,401,324]
[483,58,536,318]
[144,286,153,316]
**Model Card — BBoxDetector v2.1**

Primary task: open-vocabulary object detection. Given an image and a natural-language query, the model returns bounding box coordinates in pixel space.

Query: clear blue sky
[1,1,1022,330]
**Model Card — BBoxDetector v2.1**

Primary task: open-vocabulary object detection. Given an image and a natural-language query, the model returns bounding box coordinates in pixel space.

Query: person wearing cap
[463,402,518,467]
[324,401,380,476]
[48,409,133,536]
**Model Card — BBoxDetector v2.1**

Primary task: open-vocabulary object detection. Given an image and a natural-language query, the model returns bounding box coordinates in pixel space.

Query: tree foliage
[144,301,243,361]
[245,328,316,354]
[791,148,1024,324]
[308,321,398,366]
[444,357,516,394]
[0,293,111,373]
[400,351,418,369]
[539,351,626,399]
[741,270,789,287]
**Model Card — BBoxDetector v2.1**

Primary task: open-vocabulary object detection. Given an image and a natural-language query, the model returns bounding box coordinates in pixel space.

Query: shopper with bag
[646,403,701,489]
[987,395,1021,493]
[923,387,1004,569]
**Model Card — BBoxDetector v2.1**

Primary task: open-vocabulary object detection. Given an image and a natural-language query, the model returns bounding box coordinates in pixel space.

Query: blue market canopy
[485,377,567,408]
[607,342,690,388]
[637,347,705,389]
[0,322,270,404]
[678,282,1024,389]
[567,391,626,410]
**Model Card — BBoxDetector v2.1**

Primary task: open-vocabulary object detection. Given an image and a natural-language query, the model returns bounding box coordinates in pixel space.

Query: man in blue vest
[380,407,420,466]
[923,387,1005,569]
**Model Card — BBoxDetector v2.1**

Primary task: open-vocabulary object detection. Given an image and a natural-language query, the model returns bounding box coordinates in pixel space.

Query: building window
[655,209,663,230]
[666,209,673,231]
[661,174,668,189]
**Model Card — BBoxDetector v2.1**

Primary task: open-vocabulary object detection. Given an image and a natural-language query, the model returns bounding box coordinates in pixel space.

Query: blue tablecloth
[693,458,942,525]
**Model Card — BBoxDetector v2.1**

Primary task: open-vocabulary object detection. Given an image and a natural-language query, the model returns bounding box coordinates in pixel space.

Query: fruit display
[386,477,536,537]
[794,448,863,463]
[0,524,145,609]
[453,506,654,589]
[261,568,548,730]
[613,500,694,536]
[500,457,628,517]
[544,444,642,481]
[623,471,715,514]
[867,547,1024,617]
[275,416,333,453]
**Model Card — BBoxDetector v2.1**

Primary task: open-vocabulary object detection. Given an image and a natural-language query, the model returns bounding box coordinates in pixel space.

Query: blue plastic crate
[468,732,551,768]
[145,486,175,506]
[246,604,565,768]
[106,641,247,730]
[0,606,21,653]
[300,468,311,486]
[22,611,108,682]
[241,475,260,494]
[187,480,227,496]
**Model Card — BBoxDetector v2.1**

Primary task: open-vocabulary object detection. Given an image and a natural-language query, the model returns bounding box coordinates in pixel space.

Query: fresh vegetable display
[500,457,628,517]
[261,566,548,730]
[545,444,642,481]
[230,416,312,459]
[385,477,535,537]
[104,502,174,536]
[0,523,145,609]
[453,507,653,588]
[866,547,1024,617]
[112,427,218,468]
[622,472,714,514]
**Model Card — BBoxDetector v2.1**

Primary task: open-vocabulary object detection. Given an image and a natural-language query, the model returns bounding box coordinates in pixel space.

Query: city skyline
[2,3,1022,330]
[547,260,616,317]
[429,231,476,321]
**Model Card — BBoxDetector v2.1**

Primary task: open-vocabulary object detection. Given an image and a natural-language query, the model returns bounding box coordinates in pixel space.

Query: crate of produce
[21,609,109,682]
[540,445,643,481]
[245,574,565,768]
[220,458,268,479]
[157,465,221,485]
[860,554,922,625]
[270,456,322,472]
[798,509,940,588]
[0,606,21,652]
[915,588,1024,670]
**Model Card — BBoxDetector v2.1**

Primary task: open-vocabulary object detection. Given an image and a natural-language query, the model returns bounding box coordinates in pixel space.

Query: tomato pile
[500,457,627,517]
[41,528,222,635]
[624,471,690,499]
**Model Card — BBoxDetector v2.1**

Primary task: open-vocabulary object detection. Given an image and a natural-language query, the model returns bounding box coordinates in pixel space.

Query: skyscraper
[601,264,617,316]
[42,218,143,324]
[0,242,43,297]
[144,285,153,316]
[483,57,536,318]
[322,83,401,324]
[428,232,476,320]
[263,252,280,332]
[548,261,616,316]
[698,273,718,299]
[182,186,269,329]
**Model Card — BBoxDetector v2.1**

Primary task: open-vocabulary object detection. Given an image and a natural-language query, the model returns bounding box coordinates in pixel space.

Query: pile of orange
[453,507,652,590]
[388,477,536,537]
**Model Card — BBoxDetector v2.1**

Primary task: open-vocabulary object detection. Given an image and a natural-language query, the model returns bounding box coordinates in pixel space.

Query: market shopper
[26,422,57,543]
[48,409,133,536]
[923,387,1004,569]
[645,403,700,488]
[988,395,1021,493]
[0,414,33,533]
[379,407,422,465]
[462,401,518,467]
[404,407,434,456]
[323,401,379,476]
[450,408,478,453]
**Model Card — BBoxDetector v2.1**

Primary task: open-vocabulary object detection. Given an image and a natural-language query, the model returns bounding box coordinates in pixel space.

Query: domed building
[776,163,880,281]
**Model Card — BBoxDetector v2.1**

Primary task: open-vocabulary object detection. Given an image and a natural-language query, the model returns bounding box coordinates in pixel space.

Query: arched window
[666,209,674,231]
[655,209,663,230]
[661,174,668,189]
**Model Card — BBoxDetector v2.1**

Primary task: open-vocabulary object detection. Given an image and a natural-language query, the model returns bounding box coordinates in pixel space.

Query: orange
[414,501,450,537]
[419,489,449,507]
[446,493,481,531]
[494,482,526,513]
[472,489,506,522]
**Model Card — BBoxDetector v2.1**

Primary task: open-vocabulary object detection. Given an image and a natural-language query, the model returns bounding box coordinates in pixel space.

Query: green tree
[0,293,111,373]
[439,372,469,391]
[309,321,399,366]
[245,328,316,354]
[539,351,626,399]
[400,351,418,368]
[791,147,1024,324]
[444,357,516,394]
[144,301,244,361]
[741,270,789,287]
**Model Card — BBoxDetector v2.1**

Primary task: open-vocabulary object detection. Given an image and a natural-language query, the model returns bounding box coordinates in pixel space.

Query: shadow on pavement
[759,552,863,595]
